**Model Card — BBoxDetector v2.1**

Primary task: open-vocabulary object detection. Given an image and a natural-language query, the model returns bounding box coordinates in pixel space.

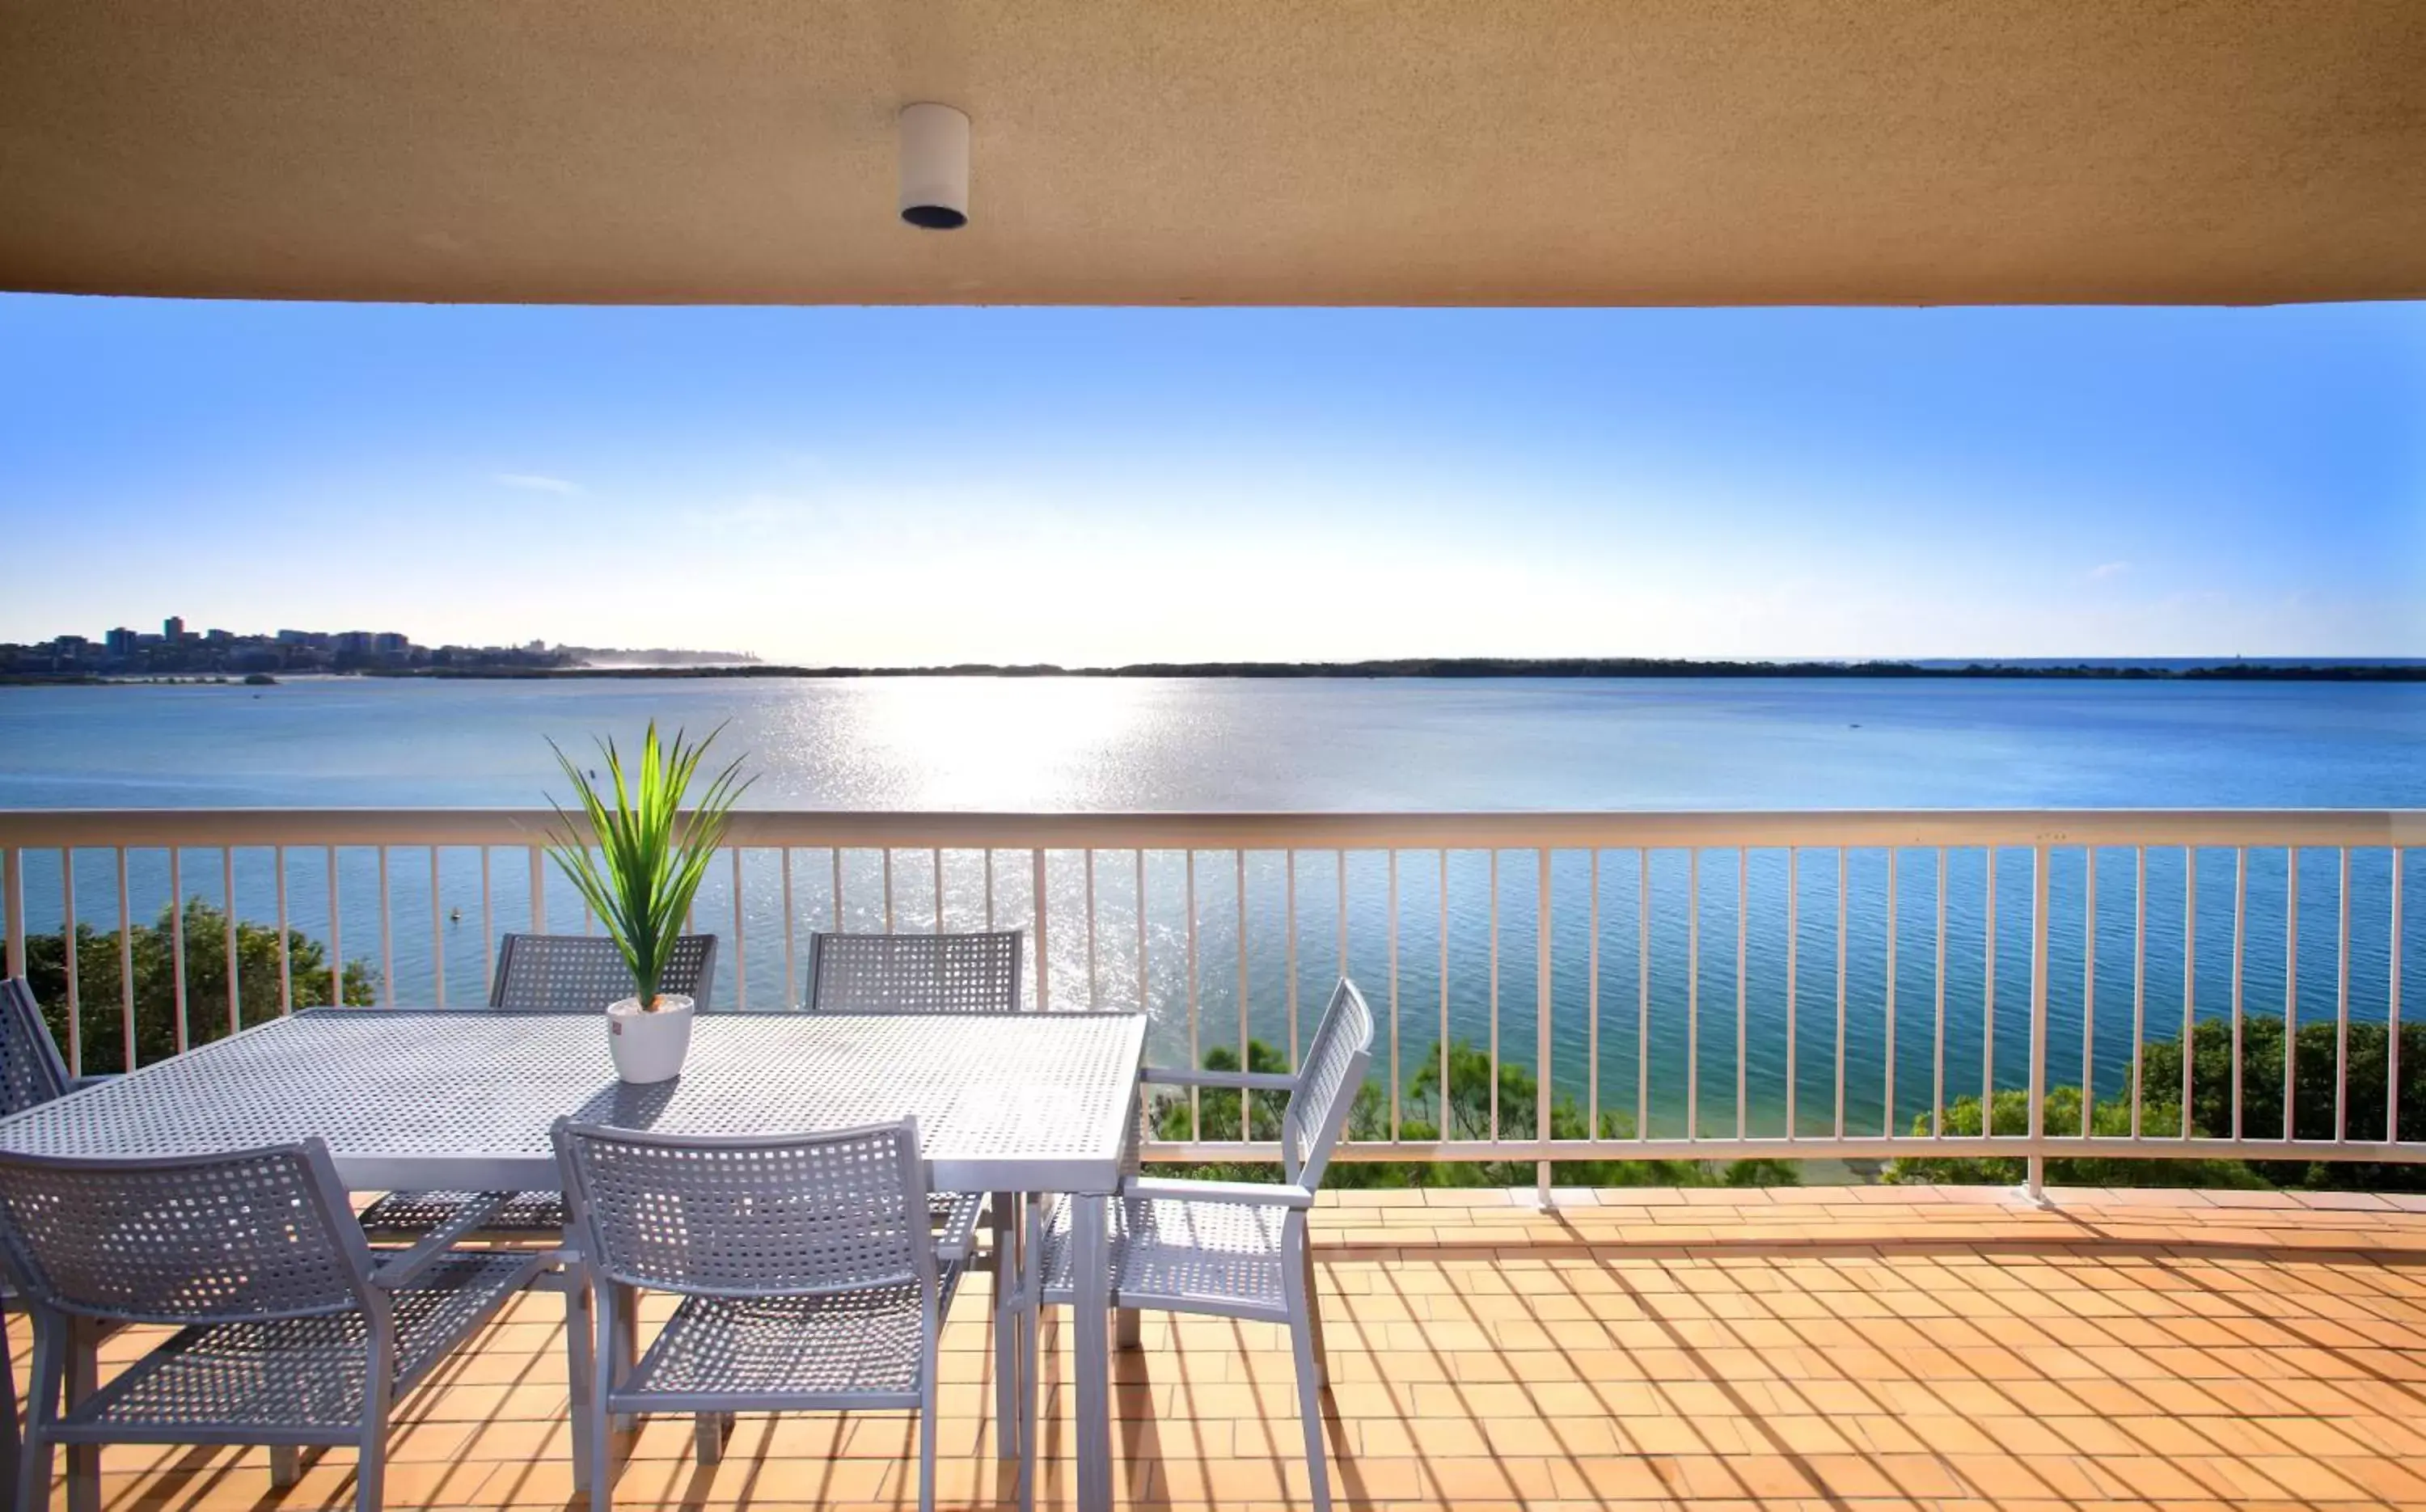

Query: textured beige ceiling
[2,1,2422,306]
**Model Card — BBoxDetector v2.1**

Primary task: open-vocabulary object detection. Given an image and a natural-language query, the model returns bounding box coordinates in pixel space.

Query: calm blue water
[1,676,2419,1134]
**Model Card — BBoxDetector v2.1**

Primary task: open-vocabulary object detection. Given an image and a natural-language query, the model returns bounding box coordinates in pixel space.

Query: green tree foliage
[1152,1036,1798,1189]
[19,899,376,1075]
[1883,1019,2424,1192]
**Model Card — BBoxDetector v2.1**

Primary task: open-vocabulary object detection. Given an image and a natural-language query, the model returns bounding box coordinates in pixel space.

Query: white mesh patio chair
[0,1139,543,1512]
[0,977,78,1497]
[1016,978,1374,1512]
[552,1117,964,1512]
[357,931,720,1240]
[804,931,1021,1443]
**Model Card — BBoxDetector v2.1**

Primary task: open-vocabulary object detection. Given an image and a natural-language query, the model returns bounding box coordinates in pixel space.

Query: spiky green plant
[544,723,751,1011]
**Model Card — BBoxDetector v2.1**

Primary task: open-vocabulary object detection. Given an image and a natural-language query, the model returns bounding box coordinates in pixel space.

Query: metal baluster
[1833,847,1845,1142]
[732,847,747,1010]
[170,847,188,1050]
[1240,851,1252,1134]
[2028,844,2050,1198]
[1637,847,1650,1142]
[2182,847,2197,1141]
[1387,849,1401,1142]
[1489,848,1501,1142]
[883,848,895,934]
[1137,850,1149,1012]
[2284,845,2298,1142]
[2231,847,2247,1142]
[1933,848,1946,1138]
[223,847,241,1034]
[119,849,137,1066]
[781,848,797,1007]
[935,847,946,933]
[1032,850,1050,1012]
[2335,847,2351,1142]
[478,847,493,999]
[832,848,844,932]
[1186,850,1201,1138]
[2131,847,2146,1139]
[1536,847,1553,1197]
[2390,849,2405,1145]
[1285,850,1299,1067]
[376,846,393,1008]
[1736,847,1749,1141]
[1688,847,1701,1142]
[983,848,995,931]
[1337,849,1348,981]
[429,847,444,1011]
[1788,846,1799,1140]
[61,849,80,1076]
[1884,847,1897,1138]
[1439,851,1450,1139]
[526,845,546,934]
[331,849,346,1007]
[2082,847,2095,1136]
[1587,850,1600,1142]
[1983,847,1997,1118]
[1084,848,1099,1010]
[0,846,19,980]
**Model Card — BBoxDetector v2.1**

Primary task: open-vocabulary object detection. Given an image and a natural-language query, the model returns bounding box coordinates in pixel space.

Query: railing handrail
[1,806,2420,849]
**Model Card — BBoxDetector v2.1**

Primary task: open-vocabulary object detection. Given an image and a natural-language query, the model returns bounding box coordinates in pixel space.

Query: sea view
[2,674,2416,1140]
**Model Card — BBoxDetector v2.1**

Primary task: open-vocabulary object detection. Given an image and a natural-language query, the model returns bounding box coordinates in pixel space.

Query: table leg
[1071,1192,1112,1512]
[991,1192,1021,1463]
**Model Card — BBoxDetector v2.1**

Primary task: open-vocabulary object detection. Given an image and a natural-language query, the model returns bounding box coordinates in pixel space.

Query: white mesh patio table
[0,1008,1148,1512]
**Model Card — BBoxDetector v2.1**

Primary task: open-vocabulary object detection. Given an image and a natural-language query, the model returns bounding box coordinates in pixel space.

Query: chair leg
[1287,1316,1333,1512]
[918,1328,940,1512]
[586,1284,619,1512]
[564,1270,595,1493]
[62,1317,97,1512]
[269,1446,300,1489]
[611,1285,640,1434]
[0,1309,20,1502]
[691,1413,730,1465]
[1300,1243,1328,1390]
[17,1313,62,1512]
[991,1192,1019,1463]
[355,1332,393,1512]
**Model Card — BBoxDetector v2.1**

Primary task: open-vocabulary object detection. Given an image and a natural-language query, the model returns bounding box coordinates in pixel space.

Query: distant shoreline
[6,657,2418,685]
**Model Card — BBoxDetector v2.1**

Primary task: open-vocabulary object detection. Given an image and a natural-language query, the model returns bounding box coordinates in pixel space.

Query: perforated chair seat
[1036,1196,1289,1321]
[622,1270,962,1406]
[359,1189,567,1238]
[53,1252,540,1437]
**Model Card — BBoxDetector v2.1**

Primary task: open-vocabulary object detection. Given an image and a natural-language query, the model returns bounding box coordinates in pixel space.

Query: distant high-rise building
[104,627,138,657]
[163,615,185,640]
[370,631,408,654]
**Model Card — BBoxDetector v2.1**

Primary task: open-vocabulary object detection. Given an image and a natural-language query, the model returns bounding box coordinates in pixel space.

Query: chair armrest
[1139,1066,1299,1092]
[1121,1176,1315,1210]
[66,1074,118,1093]
[932,1191,985,1265]
[370,1192,509,1290]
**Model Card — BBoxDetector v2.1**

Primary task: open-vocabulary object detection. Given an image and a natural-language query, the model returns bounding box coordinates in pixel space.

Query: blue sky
[1,296,2418,664]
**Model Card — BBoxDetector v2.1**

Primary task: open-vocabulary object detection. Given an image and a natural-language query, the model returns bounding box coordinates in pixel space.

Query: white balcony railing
[0,809,2417,1193]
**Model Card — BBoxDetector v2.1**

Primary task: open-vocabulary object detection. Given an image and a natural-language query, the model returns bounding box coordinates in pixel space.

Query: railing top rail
[0,807,2416,850]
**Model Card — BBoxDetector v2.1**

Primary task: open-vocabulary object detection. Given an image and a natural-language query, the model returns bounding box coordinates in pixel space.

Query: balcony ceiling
[2,0,2422,307]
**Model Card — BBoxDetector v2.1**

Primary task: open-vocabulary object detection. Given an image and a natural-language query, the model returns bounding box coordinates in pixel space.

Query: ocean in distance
[0,675,2418,1139]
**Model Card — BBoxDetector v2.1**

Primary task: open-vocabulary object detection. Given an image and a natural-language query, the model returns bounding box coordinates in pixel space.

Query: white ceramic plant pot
[606,995,695,1083]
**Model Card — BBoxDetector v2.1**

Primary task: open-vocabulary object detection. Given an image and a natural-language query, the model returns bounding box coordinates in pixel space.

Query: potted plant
[545,722,750,1083]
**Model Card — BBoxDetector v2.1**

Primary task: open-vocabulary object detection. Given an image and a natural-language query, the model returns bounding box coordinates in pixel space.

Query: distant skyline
[1,296,2418,663]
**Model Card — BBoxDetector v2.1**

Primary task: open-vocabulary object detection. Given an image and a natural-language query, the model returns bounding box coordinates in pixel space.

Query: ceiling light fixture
[898,103,970,230]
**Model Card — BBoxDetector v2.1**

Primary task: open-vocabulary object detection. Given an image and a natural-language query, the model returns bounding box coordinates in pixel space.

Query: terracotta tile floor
[27,1185,2426,1511]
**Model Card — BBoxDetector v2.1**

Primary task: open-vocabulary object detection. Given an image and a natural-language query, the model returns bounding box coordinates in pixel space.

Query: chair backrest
[488,932,721,1012]
[0,978,71,1117]
[554,1118,936,1299]
[1282,978,1375,1191]
[0,1140,372,1325]
[805,931,1022,1015]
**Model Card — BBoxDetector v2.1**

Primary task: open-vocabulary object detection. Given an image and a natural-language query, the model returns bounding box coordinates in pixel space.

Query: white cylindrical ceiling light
[898,103,970,230]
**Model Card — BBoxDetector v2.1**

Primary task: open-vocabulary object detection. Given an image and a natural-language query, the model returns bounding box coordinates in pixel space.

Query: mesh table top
[0,1010,1147,1196]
